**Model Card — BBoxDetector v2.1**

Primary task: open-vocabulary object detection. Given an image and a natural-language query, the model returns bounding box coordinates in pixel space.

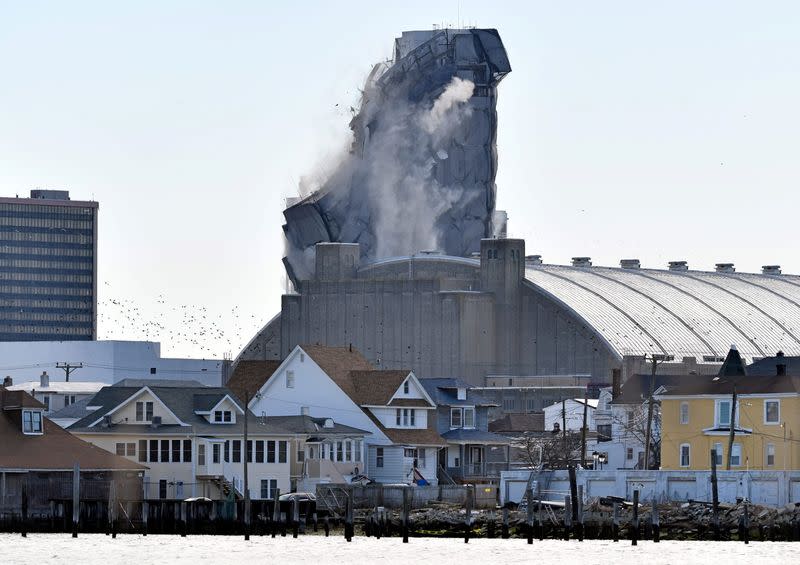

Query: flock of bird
[97,282,267,359]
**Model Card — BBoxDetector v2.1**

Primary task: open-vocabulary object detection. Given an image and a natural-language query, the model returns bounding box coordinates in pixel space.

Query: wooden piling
[21,481,28,538]
[108,480,117,539]
[344,487,354,542]
[564,495,572,541]
[526,488,534,544]
[742,501,749,544]
[402,487,410,543]
[323,515,330,537]
[72,463,80,538]
[612,502,619,542]
[710,449,720,540]
[180,501,187,538]
[292,498,300,539]
[577,485,584,541]
[631,490,639,546]
[464,485,473,544]
[312,511,318,533]
[502,507,510,539]
[651,497,660,542]
[271,489,281,538]
[537,499,544,541]
[142,501,148,536]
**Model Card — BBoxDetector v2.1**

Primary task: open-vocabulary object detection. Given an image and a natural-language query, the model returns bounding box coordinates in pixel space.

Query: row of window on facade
[679,442,779,468]
[450,406,475,428]
[0,286,93,297]
[307,439,363,463]
[1,258,93,271]
[0,231,93,245]
[0,215,94,230]
[127,438,291,465]
[0,246,93,257]
[1,298,92,309]
[678,399,782,426]
[0,204,95,216]
[0,325,90,335]
[40,395,78,411]
[1,311,92,322]
[149,477,280,500]
[0,272,93,284]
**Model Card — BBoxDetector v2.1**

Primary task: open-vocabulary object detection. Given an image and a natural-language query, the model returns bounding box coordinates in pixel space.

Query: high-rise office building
[0,190,98,341]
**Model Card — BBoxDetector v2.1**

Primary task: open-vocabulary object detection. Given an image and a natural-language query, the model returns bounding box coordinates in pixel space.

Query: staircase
[316,485,350,518]
[518,467,553,510]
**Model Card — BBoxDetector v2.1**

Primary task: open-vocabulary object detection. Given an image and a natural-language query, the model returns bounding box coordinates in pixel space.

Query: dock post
[72,463,80,538]
[652,497,659,542]
[577,485,584,541]
[142,501,148,536]
[612,502,619,542]
[526,488,534,544]
[21,481,28,538]
[564,495,572,541]
[271,489,280,538]
[292,498,299,539]
[402,487,410,543]
[344,487,354,542]
[502,506,510,539]
[710,449,720,541]
[464,485,473,544]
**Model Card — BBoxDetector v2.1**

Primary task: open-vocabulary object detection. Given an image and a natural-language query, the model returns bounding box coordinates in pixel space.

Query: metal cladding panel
[524,265,800,363]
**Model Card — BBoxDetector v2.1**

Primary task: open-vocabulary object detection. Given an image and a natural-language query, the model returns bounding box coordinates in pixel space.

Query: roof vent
[323,418,334,429]
[620,259,640,270]
[525,255,543,265]
[762,265,781,275]
[668,261,688,272]
[40,371,50,388]
[571,257,592,268]
[715,263,735,273]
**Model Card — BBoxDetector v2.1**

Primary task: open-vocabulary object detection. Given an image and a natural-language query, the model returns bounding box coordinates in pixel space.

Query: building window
[450,408,462,428]
[404,448,417,458]
[286,371,295,388]
[766,443,775,467]
[297,445,305,463]
[345,441,352,461]
[172,439,182,462]
[680,444,690,467]
[22,410,43,434]
[712,443,723,466]
[502,398,516,412]
[376,447,384,468]
[126,442,136,457]
[680,402,689,425]
[42,396,50,411]
[764,400,780,424]
[267,441,276,463]
[116,443,125,456]
[730,444,742,467]
[149,440,159,462]
[213,410,232,423]
[463,407,475,428]
[626,447,633,460]
[260,479,278,499]
[396,409,401,426]
[596,424,612,442]
[212,443,221,464]
[198,444,206,466]
[159,480,167,499]
[354,440,362,462]
[224,441,230,462]
[232,440,241,463]
[183,440,192,462]
[64,395,76,407]
[410,409,416,426]
[403,381,409,394]
[138,439,147,462]
[336,441,344,462]
[716,399,736,427]
[279,441,288,463]
[526,398,537,412]
[256,440,265,463]
[136,401,154,422]
[160,440,170,462]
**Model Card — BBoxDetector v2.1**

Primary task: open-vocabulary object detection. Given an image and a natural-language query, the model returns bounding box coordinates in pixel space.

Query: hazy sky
[2,1,798,359]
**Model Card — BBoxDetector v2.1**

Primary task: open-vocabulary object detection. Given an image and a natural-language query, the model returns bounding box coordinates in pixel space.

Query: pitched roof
[419,378,497,407]
[8,381,105,394]
[440,428,511,445]
[488,413,545,434]
[260,415,369,436]
[68,386,296,436]
[656,374,800,396]
[613,374,701,404]
[748,352,800,376]
[0,388,145,471]
[301,345,375,398]
[48,397,95,420]
[718,346,747,377]
[350,370,425,406]
[225,360,282,401]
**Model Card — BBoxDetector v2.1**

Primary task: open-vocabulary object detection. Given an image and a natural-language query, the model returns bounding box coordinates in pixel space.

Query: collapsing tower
[282,29,511,283]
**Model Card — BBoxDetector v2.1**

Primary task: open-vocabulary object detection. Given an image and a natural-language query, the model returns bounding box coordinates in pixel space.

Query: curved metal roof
[524,265,800,362]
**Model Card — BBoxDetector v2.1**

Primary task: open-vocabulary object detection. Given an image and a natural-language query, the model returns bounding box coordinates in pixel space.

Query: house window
[502,398,516,411]
[116,443,125,456]
[376,447,384,468]
[403,381,409,394]
[410,409,416,426]
[716,399,736,427]
[279,441,287,463]
[680,444,691,467]
[766,443,775,467]
[159,479,167,499]
[450,408,462,428]
[286,371,295,388]
[345,441,352,461]
[126,443,136,457]
[198,444,206,466]
[213,410,232,423]
[418,449,426,466]
[247,440,253,463]
[764,400,780,424]
[149,440,159,462]
[212,443,221,464]
[354,440,362,462]
[256,440,265,463]
[183,440,192,462]
[176,482,184,499]
[730,443,742,467]
[42,396,50,411]
[712,443,723,466]
[232,440,242,463]
[160,440,170,462]
[172,439,182,462]
[463,407,475,428]
[224,441,230,462]
[402,409,409,426]
[396,409,401,426]
[297,446,306,463]
[626,447,633,460]
[136,401,154,422]
[680,402,689,425]
[336,441,344,462]
[260,479,278,499]
[404,448,417,458]
[267,441,276,463]
[138,440,147,462]
[64,395,76,407]
[597,424,612,442]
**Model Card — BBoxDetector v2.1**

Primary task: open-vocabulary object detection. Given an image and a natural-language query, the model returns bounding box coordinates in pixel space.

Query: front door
[470,446,483,476]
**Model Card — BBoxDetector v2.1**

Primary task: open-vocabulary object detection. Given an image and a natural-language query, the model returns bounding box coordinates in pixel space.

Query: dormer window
[403,381,409,394]
[214,410,232,423]
[136,401,154,422]
[22,410,43,435]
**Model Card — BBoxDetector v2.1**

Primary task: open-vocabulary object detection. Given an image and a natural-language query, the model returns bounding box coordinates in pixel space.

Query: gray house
[421,378,511,484]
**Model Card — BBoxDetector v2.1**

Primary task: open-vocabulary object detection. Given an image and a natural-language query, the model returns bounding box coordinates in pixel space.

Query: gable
[90,388,187,427]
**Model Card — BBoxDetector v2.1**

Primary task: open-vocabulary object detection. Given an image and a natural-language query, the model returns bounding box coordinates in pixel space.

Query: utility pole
[580,387,589,467]
[56,362,83,383]
[562,398,567,466]
[725,384,737,471]
[644,354,665,470]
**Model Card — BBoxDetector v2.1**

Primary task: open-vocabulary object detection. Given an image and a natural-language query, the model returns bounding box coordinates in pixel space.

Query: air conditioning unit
[102,415,112,428]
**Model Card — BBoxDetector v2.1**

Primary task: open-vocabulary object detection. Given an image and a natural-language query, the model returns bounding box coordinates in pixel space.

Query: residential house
[249,345,446,485]
[68,382,298,500]
[541,397,603,467]
[656,348,800,471]
[5,373,104,415]
[0,386,144,515]
[474,374,592,421]
[420,378,511,484]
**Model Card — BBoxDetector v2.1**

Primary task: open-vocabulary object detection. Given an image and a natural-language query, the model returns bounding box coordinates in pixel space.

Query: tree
[613,402,661,469]
[515,430,584,469]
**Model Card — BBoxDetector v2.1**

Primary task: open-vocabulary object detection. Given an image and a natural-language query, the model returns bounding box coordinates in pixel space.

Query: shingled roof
[0,387,145,471]
[225,360,282,401]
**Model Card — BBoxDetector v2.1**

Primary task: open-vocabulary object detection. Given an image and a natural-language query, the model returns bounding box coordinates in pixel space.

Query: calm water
[3,534,795,564]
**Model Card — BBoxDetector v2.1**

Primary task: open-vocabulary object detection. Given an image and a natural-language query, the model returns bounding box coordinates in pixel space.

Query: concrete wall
[0,340,224,386]
[500,468,800,507]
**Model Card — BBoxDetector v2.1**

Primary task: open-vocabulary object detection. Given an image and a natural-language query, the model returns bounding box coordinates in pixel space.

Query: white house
[543,397,598,433]
[249,345,446,485]
[6,371,105,416]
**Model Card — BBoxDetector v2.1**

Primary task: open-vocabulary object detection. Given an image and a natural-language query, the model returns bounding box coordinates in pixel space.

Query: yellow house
[657,350,800,471]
